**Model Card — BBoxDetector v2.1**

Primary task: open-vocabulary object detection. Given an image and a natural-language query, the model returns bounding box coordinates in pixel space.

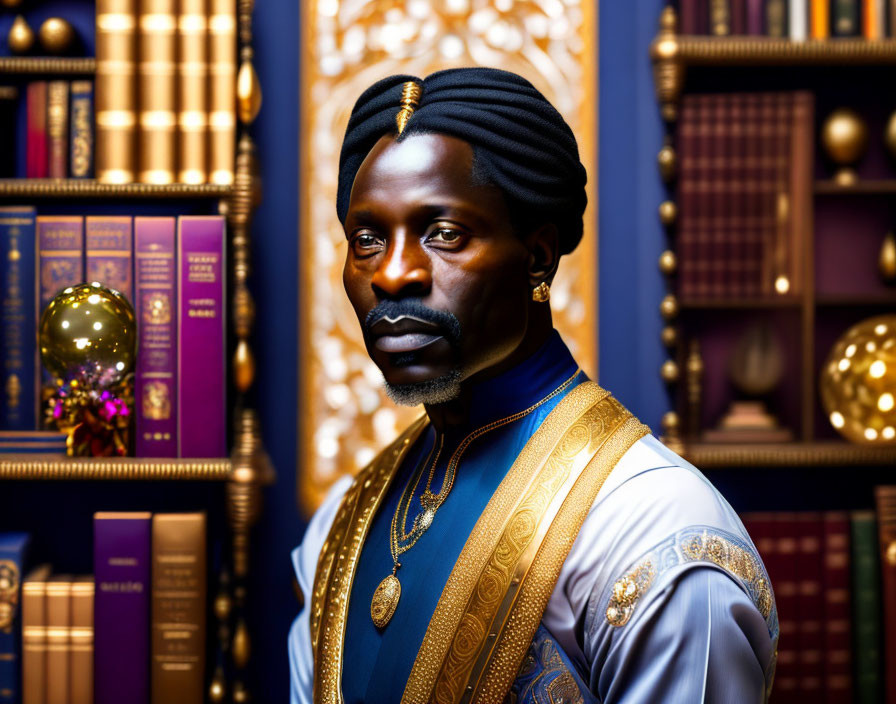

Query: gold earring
[532,282,550,302]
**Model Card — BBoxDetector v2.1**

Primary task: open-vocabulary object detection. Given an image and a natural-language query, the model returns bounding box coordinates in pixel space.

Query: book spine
[710,0,732,34]
[796,513,824,699]
[681,0,702,33]
[746,0,765,33]
[875,487,896,704]
[69,577,94,704]
[0,533,30,704]
[676,94,696,300]
[773,512,800,699]
[208,0,236,185]
[696,94,713,299]
[86,216,134,304]
[0,88,15,178]
[789,92,813,298]
[96,0,137,183]
[863,0,886,37]
[810,0,830,37]
[730,0,747,31]
[730,93,747,299]
[770,93,792,297]
[766,0,788,34]
[891,0,896,37]
[710,93,727,298]
[833,0,860,34]
[0,207,36,430]
[46,578,71,704]
[21,565,51,704]
[46,82,69,179]
[178,217,226,457]
[852,511,881,704]
[94,512,151,704]
[178,0,208,183]
[135,217,177,458]
[26,83,48,179]
[69,81,94,179]
[822,512,853,704]
[138,0,177,184]
[150,513,206,704]
[790,0,809,38]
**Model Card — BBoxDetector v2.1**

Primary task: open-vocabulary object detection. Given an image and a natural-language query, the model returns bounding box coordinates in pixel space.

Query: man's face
[342,133,532,402]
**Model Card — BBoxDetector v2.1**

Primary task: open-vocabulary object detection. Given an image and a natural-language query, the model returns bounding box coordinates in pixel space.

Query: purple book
[746,0,765,33]
[178,216,225,457]
[135,218,177,457]
[94,511,151,704]
[86,216,133,305]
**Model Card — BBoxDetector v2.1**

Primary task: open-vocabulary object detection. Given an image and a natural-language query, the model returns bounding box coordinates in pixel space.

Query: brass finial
[396,81,423,135]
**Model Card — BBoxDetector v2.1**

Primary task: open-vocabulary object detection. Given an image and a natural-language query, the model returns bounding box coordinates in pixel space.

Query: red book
[681,0,702,34]
[822,512,853,703]
[875,486,896,704]
[731,0,747,32]
[796,513,824,699]
[26,82,48,179]
[710,93,728,298]
[730,93,748,298]
[773,512,800,702]
[695,94,713,298]
[788,92,813,298]
[676,94,697,299]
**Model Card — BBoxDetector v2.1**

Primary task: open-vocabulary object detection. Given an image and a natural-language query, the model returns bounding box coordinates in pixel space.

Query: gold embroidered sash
[310,382,649,704]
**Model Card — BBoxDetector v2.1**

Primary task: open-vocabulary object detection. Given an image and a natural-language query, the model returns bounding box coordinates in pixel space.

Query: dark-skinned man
[289,68,778,704]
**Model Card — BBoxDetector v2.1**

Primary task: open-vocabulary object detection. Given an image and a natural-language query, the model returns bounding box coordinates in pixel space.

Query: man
[290,68,777,703]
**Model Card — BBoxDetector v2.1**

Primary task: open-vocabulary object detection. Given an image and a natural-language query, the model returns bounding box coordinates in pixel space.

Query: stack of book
[681,0,896,39]
[0,513,207,704]
[22,81,94,179]
[676,91,812,300]
[0,209,226,457]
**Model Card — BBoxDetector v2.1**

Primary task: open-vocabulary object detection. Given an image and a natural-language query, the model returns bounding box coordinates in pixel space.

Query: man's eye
[351,233,382,256]
[427,228,464,246]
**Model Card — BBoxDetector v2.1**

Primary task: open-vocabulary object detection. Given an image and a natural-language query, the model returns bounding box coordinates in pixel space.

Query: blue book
[0,533,31,704]
[69,81,94,179]
[0,207,36,430]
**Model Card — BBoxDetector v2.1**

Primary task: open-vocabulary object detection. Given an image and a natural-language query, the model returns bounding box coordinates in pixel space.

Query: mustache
[363,299,462,348]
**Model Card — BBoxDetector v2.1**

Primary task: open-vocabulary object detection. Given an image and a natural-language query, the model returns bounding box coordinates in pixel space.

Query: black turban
[336,67,588,256]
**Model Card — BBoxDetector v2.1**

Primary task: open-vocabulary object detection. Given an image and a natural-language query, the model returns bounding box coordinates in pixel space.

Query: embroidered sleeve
[601,526,778,640]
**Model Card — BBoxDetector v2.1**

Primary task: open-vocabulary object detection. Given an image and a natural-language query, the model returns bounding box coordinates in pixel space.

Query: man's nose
[371,232,431,298]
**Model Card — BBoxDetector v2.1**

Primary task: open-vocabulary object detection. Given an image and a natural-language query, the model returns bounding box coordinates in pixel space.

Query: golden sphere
[658,200,677,227]
[661,410,680,433]
[661,359,680,383]
[821,108,868,179]
[658,249,677,275]
[820,315,896,444]
[660,294,679,320]
[208,677,226,703]
[661,325,678,348]
[38,282,136,387]
[658,145,677,182]
[38,17,75,55]
[8,15,35,55]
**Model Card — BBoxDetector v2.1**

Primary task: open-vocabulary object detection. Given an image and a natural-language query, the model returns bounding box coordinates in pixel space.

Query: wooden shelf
[0,455,232,481]
[661,36,896,67]
[680,297,802,309]
[816,294,896,306]
[815,180,896,194]
[0,57,96,75]
[0,179,232,199]
[684,441,896,468]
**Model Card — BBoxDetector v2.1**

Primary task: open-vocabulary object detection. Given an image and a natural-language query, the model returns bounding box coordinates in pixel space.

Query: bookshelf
[0,3,273,702]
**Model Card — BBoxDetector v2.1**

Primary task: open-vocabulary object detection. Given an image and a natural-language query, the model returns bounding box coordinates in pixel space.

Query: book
[150,513,206,704]
[135,217,177,457]
[875,486,896,704]
[790,0,808,38]
[178,216,226,457]
[731,0,747,33]
[94,512,151,704]
[863,0,886,38]
[96,0,137,183]
[810,0,830,37]
[86,216,134,304]
[138,0,177,184]
[21,564,51,704]
[772,513,799,699]
[69,81,94,179]
[46,81,69,179]
[765,0,787,35]
[833,0,860,35]
[710,0,731,34]
[0,431,67,454]
[681,0,702,33]
[0,533,30,704]
[46,576,71,704]
[70,577,94,704]
[796,513,824,699]
[852,511,881,704]
[209,0,236,185]
[822,512,852,703]
[26,83,48,179]
[746,0,764,33]
[0,87,17,177]
[0,207,36,430]
[178,0,208,183]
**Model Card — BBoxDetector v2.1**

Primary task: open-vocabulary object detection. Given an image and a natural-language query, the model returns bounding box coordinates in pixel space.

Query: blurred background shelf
[0,456,233,480]
[0,57,95,75]
[0,179,233,199]
[685,442,896,468]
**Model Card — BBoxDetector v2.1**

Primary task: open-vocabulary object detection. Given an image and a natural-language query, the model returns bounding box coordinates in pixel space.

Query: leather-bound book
[822,512,852,703]
[833,0,860,35]
[730,0,746,32]
[135,217,177,457]
[680,0,702,33]
[875,486,896,704]
[46,82,69,179]
[709,93,729,298]
[26,83,48,179]
[795,513,824,699]
[809,0,830,37]
[0,87,15,177]
[208,0,236,184]
[852,511,881,704]
[94,512,151,704]
[138,0,177,183]
[694,93,713,299]
[96,0,137,183]
[46,576,71,704]
[0,533,30,704]
[676,93,697,299]
[86,216,134,304]
[772,513,799,700]
[730,93,748,298]
[746,0,764,33]
[21,565,51,704]
[789,0,808,38]
[710,0,731,34]
[788,92,813,298]
[151,513,206,704]
[69,81,94,179]
[765,0,787,35]
[177,0,208,183]
[69,577,94,704]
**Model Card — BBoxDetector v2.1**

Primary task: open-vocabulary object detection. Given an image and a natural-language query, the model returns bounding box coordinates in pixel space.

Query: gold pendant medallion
[371,574,401,628]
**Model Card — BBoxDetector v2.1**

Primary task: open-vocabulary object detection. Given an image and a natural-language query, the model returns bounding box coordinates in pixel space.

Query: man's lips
[369,315,445,354]
[374,332,443,353]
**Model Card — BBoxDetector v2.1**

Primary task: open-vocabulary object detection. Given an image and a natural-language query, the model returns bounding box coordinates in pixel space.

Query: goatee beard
[383,368,463,406]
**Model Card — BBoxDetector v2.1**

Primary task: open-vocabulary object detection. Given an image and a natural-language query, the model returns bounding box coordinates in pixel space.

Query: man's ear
[525,223,560,287]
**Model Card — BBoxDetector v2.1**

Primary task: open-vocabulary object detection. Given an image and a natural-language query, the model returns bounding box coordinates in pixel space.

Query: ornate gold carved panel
[299,0,597,513]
